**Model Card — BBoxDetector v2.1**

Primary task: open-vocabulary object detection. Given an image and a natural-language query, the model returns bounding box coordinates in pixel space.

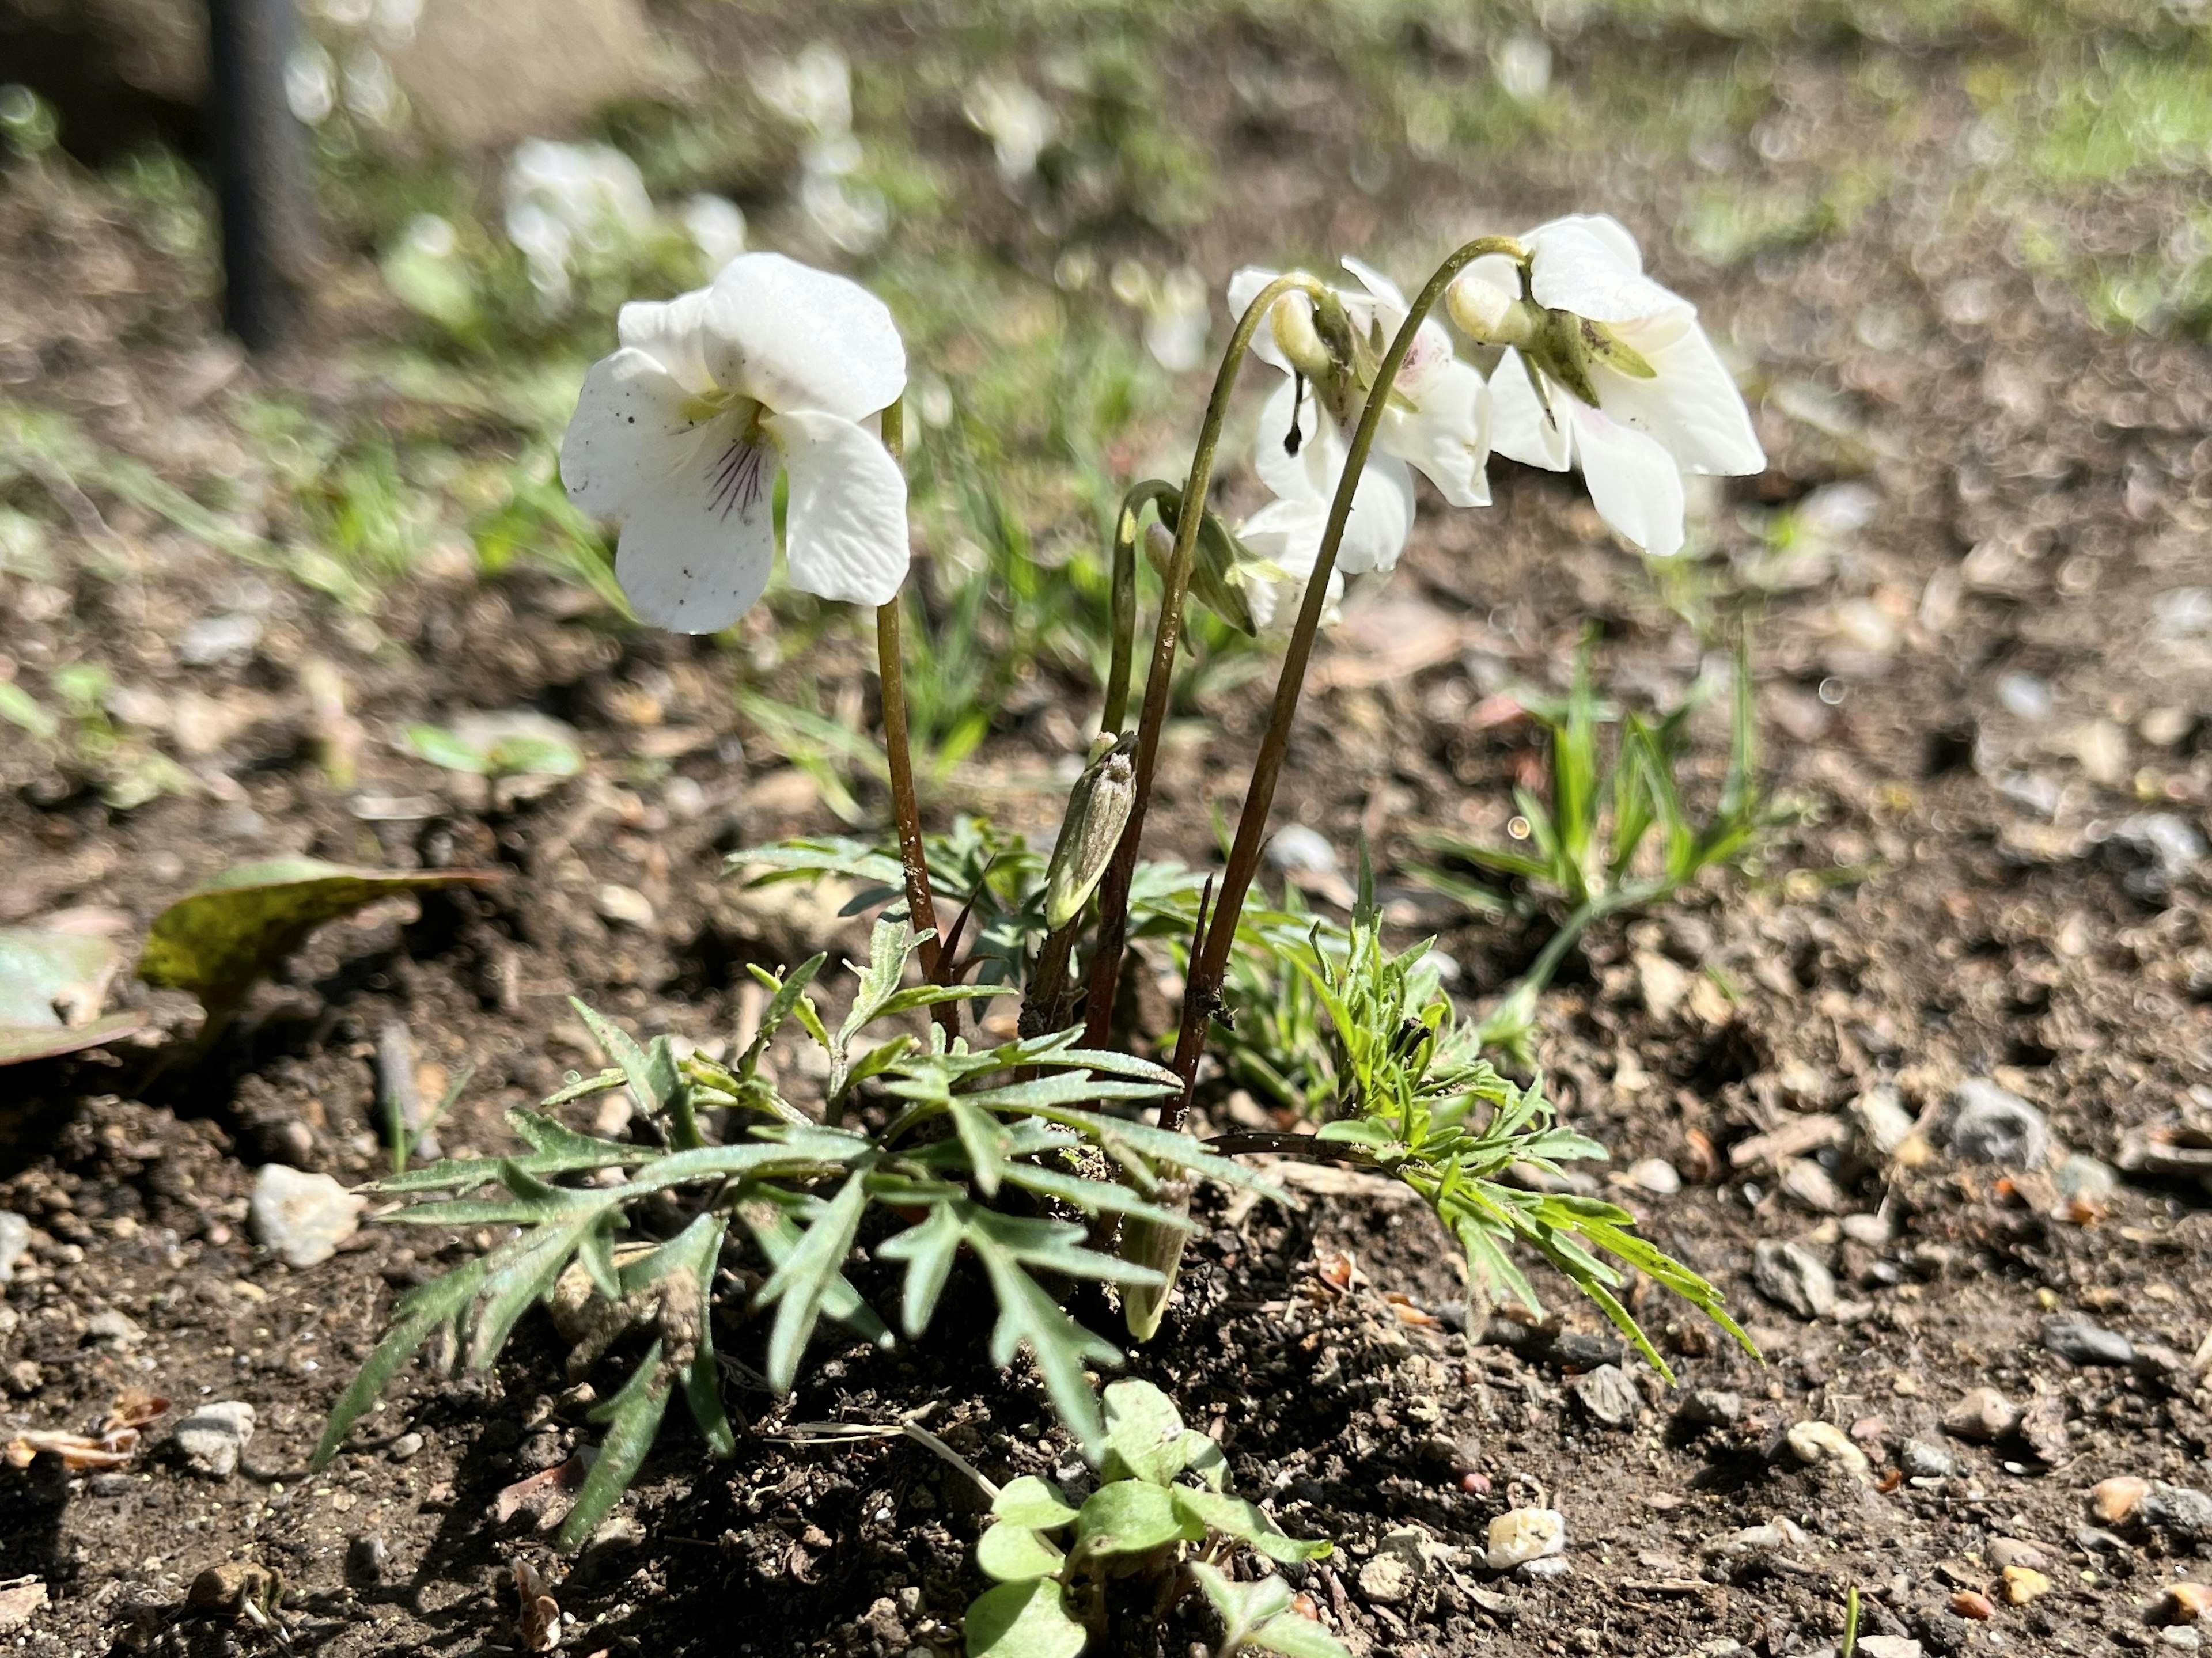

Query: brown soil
[5,9,2212,1658]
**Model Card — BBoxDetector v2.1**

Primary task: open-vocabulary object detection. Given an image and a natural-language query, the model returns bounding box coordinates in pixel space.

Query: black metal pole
[205,0,315,351]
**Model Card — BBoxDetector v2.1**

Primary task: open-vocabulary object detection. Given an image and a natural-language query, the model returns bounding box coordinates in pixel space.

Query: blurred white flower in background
[559,253,911,632]
[1493,34,1553,101]
[1455,214,1766,556]
[681,194,749,273]
[1143,268,1211,373]
[963,76,1056,184]
[754,43,889,253]
[503,139,654,305]
[341,47,398,124]
[285,43,337,124]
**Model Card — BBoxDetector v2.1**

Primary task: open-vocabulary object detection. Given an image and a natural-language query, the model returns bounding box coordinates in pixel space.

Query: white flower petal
[1487,348,1573,471]
[1340,254,1411,316]
[768,409,910,604]
[612,415,777,633]
[1591,313,1766,475]
[1234,499,1339,633]
[616,290,718,398]
[703,252,906,421]
[1336,451,1415,574]
[1463,252,1524,300]
[1570,403,1687,556]
[1530,213,1644,271]
[1254,375,1333,504]
[1527,217,1690,324]
[1378,355,1493,507]
[561,347,706,518]
[1228,265,1296,373]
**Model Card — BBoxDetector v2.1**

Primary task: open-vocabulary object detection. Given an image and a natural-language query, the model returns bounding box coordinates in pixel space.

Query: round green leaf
[1074,1480,1191,1557]
[976,1520,1063,1583]
[965,1579,1086,1658]
[992,1475,1080,1531]
[1172,1488,1332,1563]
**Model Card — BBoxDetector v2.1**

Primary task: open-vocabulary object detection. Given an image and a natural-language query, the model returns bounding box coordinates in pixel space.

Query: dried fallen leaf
[1384,1292,1439,1327]
[512,1560,562,1653]
[494,1454,591,1528]
[3,1425,141,1470]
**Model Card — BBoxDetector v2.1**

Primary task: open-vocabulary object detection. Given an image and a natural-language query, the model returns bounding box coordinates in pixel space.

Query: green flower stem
[1080,272,1330,1048]
[874,399,952,1031]
[1101,479,1177,736]
[1168,237,1528,1120]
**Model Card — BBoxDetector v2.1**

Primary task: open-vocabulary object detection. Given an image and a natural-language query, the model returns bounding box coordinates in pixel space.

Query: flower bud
[1043,733,1137,932]
[1447,273,1533,346]
[1268,293,1335,381]
[1119,1181,1192,1342]
[1145,499,1257,636]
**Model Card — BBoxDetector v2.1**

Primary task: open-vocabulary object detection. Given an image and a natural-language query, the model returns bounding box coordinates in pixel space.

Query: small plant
[313,919,1282,1548]
[1411,630,1790,1061]
[965,1379,1342,1658]
[324,221,1777,1550]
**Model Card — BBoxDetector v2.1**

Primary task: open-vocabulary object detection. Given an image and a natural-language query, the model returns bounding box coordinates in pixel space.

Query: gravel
[172,1401,256,1479]
[1752,1239,1836,1319]
[2043,1312,2135,1367]
[1944,1080,2050,1167]
[249,1163,364,1269]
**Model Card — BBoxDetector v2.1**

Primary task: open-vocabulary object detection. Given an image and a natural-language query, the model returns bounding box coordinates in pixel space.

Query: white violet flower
[1452,214,1766,557]
[559,252,910,633]
[1236,376,1415,630]
[1228,257,1493,510]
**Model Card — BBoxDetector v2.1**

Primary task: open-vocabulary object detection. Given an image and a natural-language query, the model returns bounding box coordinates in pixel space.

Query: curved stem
[873,399,950,1025]
[1168,236,1528,1115]
[1081,272,1331,1048]
[1101,479,1177,735]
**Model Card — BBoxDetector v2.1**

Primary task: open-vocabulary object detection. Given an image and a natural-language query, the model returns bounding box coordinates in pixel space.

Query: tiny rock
[1628,1158,1681,1195]
[1855,1640,1924,1658]
[1950,1590,1996,1621]
[2166,1629,2206,1653]
[1941,1386,2018,1443]
[1786,1420,1870,1478]
[1987,1538,2048,1572]
[2093,1477,2150,1523]
[2056,1154,2119,1204]
[1752,1239,1837,1320]
[595,882,656,927]
[0,1580,46,1637]
[1485,1507,1566,1571]
[1945,1080,2050,1168]
[347,1532,388,1583]
[388,1431,425,1462]
[2001,1565,2051,1605]
[2044,1312,2135,1367]
[1570,1364,1640,1429]
[1357,1554,1414,1605]
[1677,1388,1744,1428]
[2164,1583,2211,1624]
[173,1401,256,1478]
[1853,1086,1917,1156]
[1901,1439,1957,1479]
[1779,1157,1844,1213]
[1637,951,1692,1020]
[0,1211,28,1283]
[1267,824,1339,876]
[249,1164,365,1269]
[2144,1484,2212,1542]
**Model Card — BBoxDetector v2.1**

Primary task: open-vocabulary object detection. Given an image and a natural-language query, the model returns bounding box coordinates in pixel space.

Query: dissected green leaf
[754,1173,876,1393]
[965,1579,1086,1658]
[314,1251,495,1466]
[139,859,501,1022]
[740,1189,893,1352]
[559,1339,675,1551]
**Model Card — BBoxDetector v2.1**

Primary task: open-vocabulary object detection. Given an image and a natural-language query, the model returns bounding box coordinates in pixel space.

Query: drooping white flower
[681,194,749,272]
[559,252,910,633]
[962,75,1056,183]
[1235,377,1416,630]
[1453,214,1765,557]
[1226,258,1492,509]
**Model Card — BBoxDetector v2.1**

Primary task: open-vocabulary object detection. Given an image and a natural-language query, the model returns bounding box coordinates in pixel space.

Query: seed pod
[1268,293,1334,381]
[1446,273,1535,347]
[1043,734,1137,932]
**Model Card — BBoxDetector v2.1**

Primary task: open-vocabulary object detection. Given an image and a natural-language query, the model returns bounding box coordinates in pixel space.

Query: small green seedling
[405,709,584,783]
[966,1380,1343,1658]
